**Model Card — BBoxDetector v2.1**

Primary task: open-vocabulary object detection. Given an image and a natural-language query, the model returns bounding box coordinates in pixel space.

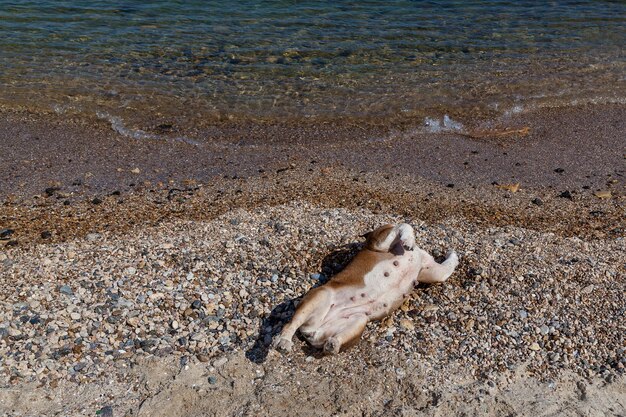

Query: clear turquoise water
[1,1,625,131]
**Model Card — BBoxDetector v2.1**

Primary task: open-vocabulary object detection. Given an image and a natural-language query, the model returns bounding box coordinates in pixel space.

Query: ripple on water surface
[0,0,624,133]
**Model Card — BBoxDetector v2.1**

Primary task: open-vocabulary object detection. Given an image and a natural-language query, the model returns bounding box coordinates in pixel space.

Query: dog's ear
[360,231,372,240]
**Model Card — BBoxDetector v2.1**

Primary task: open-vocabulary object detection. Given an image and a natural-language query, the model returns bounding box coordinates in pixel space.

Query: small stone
[540,325,550,335]
[558,190,573,200]
[124,267,137,276]
[171,320,179,330]
[581,284,594,294]
[86,233,101,242]
[208,376,217,384]
[8,328,22,338]
[519,310,528,320]
[554,168,565,174]
[191,300,202,309]
[271,274,279,283]
[577,381,587,401]
[73,362,86,372]
[213,357,228,367]
[40,231,52,239]
[468,267,483,276]
[531,198,543,206]
[70,312,81,320]
[310,273,324,281]
[44,187,60,197]
[0,229,14,239]
[91,197,103,205]
[59,285,73,296]
[97,405,114,417]
[196,354,210,363]
[529,342,541,351]
[305,356,315,362]
[130,168,141,174]
[399,319,414,331]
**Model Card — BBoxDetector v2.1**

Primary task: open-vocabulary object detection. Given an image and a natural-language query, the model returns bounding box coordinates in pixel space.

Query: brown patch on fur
[327,249,392,288]
[365,224,395,252]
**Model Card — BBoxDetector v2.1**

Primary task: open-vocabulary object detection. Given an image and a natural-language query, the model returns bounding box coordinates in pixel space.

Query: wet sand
[1,103,624,202]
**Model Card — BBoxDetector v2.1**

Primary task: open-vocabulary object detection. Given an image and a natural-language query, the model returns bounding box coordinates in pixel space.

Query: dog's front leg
[417,249,459,283]
[273,287,332,353]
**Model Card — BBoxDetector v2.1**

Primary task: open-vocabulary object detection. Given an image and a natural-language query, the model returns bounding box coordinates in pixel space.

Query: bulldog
[273,223,458,354]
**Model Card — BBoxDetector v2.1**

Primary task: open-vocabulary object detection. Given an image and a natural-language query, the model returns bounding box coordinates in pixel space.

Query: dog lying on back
[273,223,458,354]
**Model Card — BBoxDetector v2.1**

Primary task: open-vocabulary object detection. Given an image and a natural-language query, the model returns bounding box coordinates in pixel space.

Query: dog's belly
[302,251,421,345]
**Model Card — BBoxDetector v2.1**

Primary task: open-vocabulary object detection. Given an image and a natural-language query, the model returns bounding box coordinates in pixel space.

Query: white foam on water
[423,114,465,133]
[96,111,200,146]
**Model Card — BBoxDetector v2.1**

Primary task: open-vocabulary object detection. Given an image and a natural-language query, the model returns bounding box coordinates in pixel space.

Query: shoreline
[0,102,625,415]
[1,102,624,202]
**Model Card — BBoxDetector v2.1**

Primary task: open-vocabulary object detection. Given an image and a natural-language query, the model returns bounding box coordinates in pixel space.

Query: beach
[0,103,624,416]
[1,1,626,415]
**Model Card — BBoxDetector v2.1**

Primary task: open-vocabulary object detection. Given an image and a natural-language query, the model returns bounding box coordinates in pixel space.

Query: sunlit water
[1,0,624,136]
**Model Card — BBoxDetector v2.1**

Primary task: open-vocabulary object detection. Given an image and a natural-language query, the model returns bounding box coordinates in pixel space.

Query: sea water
[1,0,624,134]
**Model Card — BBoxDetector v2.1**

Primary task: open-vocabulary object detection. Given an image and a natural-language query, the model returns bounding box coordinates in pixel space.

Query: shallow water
[1,1,625,134]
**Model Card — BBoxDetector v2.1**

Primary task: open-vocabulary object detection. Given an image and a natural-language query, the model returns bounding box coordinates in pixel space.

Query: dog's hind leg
[323,314,368,354]
[417,250,459,284]
[273,287,332,353]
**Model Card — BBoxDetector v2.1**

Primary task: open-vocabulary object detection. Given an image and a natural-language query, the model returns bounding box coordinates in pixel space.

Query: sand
[0,104,624,416]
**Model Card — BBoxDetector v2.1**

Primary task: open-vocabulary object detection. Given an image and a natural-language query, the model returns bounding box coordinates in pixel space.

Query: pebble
[558,191,573,200]
[208,376,217,384]
[0,203,622,388]
[581,284,594,294]
[97,406,114,417]
[196,354,210,362]
[86,233,102,242]
[399,319,415,331]
[213,357,228,367]
[59,285,73,296]
[0,228,15,239]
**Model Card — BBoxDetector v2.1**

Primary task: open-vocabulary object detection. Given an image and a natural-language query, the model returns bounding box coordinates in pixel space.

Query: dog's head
[362,224,394,252]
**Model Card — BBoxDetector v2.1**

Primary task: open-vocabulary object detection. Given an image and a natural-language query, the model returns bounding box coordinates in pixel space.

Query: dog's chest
[337,251,421,318]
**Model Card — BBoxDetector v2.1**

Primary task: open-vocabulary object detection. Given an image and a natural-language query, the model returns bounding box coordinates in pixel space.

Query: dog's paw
[401,234,416,251]
[272,337,293,353]
[446,250,459,268]
[323,337,341,355]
